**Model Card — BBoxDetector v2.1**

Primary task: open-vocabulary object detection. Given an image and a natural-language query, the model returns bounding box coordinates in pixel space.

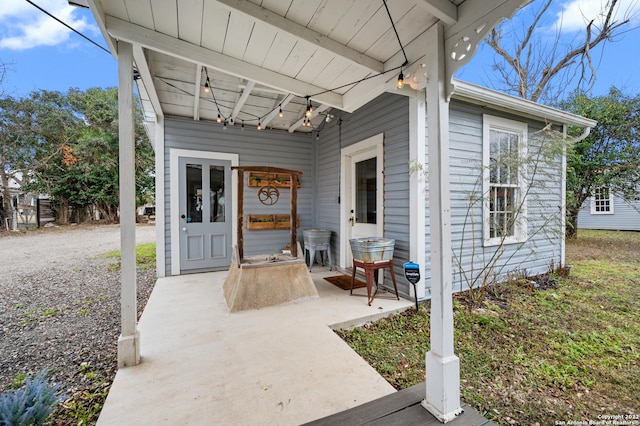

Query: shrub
[0,371,65,426]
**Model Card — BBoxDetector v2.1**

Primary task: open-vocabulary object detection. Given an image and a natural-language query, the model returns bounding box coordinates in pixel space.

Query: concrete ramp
[223,256,318,312]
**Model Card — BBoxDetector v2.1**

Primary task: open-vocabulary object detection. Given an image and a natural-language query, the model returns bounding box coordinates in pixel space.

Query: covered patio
[97,267,493,425]
[81,0,534,422]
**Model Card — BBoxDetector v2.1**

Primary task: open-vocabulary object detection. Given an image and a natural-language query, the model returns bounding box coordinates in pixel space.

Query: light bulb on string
[279,107,283,118]
[204,77,210,93]
[257,120,262,130]
[396,69,404,89]
[217,114,222,123]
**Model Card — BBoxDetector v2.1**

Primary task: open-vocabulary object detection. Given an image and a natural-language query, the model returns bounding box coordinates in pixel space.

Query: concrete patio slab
[97,267,414,425]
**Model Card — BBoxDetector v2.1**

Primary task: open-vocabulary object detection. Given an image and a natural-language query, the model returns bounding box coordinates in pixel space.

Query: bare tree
[485,0,638,103]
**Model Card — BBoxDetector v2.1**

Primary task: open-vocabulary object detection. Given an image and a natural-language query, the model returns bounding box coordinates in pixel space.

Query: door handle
[349,216,355,226]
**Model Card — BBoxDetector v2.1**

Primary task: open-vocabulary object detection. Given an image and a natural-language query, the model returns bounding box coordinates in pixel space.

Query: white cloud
[0,0,94,50]
[552,0,640,33]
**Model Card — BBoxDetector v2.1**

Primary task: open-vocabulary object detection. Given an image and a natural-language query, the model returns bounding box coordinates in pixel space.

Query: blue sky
[1,0,639,100]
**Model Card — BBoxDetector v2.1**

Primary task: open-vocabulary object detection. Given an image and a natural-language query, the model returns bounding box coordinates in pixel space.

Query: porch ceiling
[87,0,532,133]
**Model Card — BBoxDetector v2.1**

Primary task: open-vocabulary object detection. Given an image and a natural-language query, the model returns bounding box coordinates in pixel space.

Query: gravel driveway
[0,224,157,411]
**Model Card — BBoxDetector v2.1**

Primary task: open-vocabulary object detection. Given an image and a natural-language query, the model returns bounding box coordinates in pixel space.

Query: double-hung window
[483,115,528,246]
[590,186,614,214]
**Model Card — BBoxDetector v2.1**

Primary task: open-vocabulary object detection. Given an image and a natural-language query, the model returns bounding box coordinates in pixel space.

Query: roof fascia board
[213,0,383,74]
[452,80,597,128]
[86,0,117,59]
[105,15,343,110]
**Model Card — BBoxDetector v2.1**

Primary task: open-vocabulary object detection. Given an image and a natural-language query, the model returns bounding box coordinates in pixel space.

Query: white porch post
[409,93,427,301]
[422,22,462,422]
[117,40,140,367]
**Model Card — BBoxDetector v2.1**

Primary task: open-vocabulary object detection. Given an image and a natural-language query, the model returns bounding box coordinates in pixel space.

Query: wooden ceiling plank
[105,16,344,109]
[223,12,255,60]
[326,1,381,46]
[243,21,278,65]
[150,0,178,37]
[124,0,155,29]
[278,41,316,78]
[231,81,256,121]
[177,0,204,45]
[201,3,229,52]
[416,0,458,25]
[212,0,383,73]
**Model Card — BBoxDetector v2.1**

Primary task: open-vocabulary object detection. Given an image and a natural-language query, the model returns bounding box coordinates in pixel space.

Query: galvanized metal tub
[349,237,395,263]
[303,229,331,247]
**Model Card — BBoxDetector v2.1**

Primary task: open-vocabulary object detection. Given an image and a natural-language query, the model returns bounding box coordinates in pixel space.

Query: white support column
[409,92,427,301]
[155,116,166,278]
[117,40,140,367]
[421,22,462,422]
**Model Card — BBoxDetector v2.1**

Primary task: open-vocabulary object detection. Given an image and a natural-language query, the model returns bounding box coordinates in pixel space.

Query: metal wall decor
[258,184,280,205]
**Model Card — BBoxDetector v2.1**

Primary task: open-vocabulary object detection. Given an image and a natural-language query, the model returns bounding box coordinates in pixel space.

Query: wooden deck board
[303,382,494,426]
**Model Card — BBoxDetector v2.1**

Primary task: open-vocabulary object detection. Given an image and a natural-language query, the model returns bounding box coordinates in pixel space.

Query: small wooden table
[350,259,400,306]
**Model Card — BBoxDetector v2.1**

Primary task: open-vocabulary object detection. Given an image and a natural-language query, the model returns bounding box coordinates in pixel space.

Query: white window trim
[482,114,528,247]
[590,187,615,215]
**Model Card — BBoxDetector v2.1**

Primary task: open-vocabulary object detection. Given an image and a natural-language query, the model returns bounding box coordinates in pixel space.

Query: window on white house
[590,187,614,214]
[483,115,528,246]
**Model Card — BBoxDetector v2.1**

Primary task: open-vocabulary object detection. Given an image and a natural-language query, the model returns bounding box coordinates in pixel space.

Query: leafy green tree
[25,87,154,224]
[563,88,640,238]
[0,91,79,229]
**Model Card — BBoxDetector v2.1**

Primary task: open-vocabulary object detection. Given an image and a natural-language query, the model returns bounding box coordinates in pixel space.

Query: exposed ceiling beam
[213,0,384,74]
[230,80,255,122]
[132,45,163,120]
[416,0,458,25]
[261,94,294,127]
[342,29,430,112]
[288,104,330,133]
[106,16,343,110]
[193,64,202,121]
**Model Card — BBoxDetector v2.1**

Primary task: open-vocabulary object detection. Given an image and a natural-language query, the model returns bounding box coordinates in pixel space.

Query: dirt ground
[0,223,157,420]
[0,224,156,277]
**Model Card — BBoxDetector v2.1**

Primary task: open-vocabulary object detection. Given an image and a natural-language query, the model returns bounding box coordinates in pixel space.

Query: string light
[279,106,283,118]
[257,120,262,130]
[397,69,404,89]
[217,113,222,123]
[204,77,210,93]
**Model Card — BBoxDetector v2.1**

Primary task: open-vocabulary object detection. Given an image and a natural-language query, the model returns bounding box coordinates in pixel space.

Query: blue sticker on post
[403,261,420,284]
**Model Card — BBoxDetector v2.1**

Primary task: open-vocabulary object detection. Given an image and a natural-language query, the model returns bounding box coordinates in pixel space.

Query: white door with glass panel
[179,157,232,272]
[341,134,384,268]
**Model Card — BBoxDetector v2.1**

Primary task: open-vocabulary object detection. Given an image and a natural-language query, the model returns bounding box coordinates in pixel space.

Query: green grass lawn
[337,230,640,425]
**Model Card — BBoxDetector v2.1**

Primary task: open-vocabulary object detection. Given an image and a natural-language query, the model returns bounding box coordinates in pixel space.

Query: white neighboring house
[578,187,640,231]
[2,171,52,230]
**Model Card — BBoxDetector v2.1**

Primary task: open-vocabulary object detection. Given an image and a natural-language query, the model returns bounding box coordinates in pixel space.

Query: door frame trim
[339,133,384,269]
[170,149,238,276]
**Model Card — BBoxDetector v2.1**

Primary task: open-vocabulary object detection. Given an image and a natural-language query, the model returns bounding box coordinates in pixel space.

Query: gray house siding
[578,195,640,231]
[164,117,313,276]
[316,93,412,296]
[162,93,567,299]
[447,102,564,293]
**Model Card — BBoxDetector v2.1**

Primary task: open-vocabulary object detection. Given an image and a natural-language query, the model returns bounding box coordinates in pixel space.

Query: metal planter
[349,237,395,263]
